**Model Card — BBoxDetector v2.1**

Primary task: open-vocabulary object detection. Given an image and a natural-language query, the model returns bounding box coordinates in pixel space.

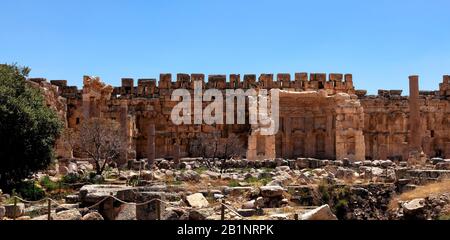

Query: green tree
[0,64,62,189]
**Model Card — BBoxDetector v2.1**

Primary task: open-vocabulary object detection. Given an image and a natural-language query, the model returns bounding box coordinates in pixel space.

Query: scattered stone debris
[2,156,450,221]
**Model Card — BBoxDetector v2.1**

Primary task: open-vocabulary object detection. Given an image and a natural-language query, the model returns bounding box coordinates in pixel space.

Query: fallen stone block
[52,209,82,220]
[300,205,338,220]
[260,186,284,198]
[82,211,104,220]
[402,198,426,220]
[5,203,25,218]
[115,204,136,220]
[237,209,257,217]
[186,193,209,208]
[0,205,5,219]
[135,192,165,220]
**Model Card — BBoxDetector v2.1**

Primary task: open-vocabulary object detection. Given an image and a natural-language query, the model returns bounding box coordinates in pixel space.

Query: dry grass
[182,178,230,193]
[389,180,450,210]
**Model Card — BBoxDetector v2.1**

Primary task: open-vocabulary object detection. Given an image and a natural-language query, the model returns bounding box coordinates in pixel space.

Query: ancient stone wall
[27,78,71,158]
[274,90,365,161]
[358,76,450,161]
[30,73,450,163]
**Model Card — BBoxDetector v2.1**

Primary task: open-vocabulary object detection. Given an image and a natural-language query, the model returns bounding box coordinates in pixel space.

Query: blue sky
[1,0,450,94]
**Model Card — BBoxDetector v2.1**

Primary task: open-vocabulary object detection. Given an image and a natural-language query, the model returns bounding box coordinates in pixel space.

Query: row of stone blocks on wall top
[31,74,450,88]
[113,73,355,95]
[122,72,354,87]
[29,73,353,97]
[29,74,450,97]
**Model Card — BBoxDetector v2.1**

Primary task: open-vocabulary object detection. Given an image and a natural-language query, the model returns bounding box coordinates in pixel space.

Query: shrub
[14,181,46,201]
[228,180,240,187]
[245,176,272,186]
[39,176,58,192]
[334,199,349,220]
[0,64,63,189]
[318,183,330,204]
[194,167,209,175]
[60,172,82,185]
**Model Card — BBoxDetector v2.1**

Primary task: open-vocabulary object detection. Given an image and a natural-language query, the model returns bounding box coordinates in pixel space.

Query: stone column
[173,143,180,165]
[82,95,91,120]
[264,135,276,160]
[119,103,129,165]
[325,114,335,159]
[335,134,346,160]
[246,135,257,161]
[305,131,316,157]
[147,124,156,167]
[283,117,293,158]
[444,142,450,159]
[354,132,366,161]
[379,143,388,160]
[409,76,422,151]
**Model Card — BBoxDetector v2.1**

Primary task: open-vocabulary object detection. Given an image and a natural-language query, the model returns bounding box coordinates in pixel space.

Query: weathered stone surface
[204,171,221,180]
[269,213,289,220]
[186,193,209,208]
[431,158,445,165]
[0,205,5,219]
[79,184,134,205]
[402,198,426,219]
[162,209,180,220]
[5,203,25,218]
[336,167,356,180]
[237,209,257,217]
[435,161,450,170]
[115,204,136,220]
[241,200,256,209]
[135,192,165,220]
[52,209,82,220]
[65,194,80,204]
[31,214,49,220]
[300,205,338,220]
[188,209,213,220]
[56,204,79,213]
[82,212,104,220]
[176,170,200,182]
[260,186,284,198]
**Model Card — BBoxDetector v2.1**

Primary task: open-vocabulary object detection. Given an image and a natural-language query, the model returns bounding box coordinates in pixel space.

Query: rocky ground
[1,157,450,221]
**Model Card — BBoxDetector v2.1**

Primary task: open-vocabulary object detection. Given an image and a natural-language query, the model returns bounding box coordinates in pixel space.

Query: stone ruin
[27,73,450,167]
